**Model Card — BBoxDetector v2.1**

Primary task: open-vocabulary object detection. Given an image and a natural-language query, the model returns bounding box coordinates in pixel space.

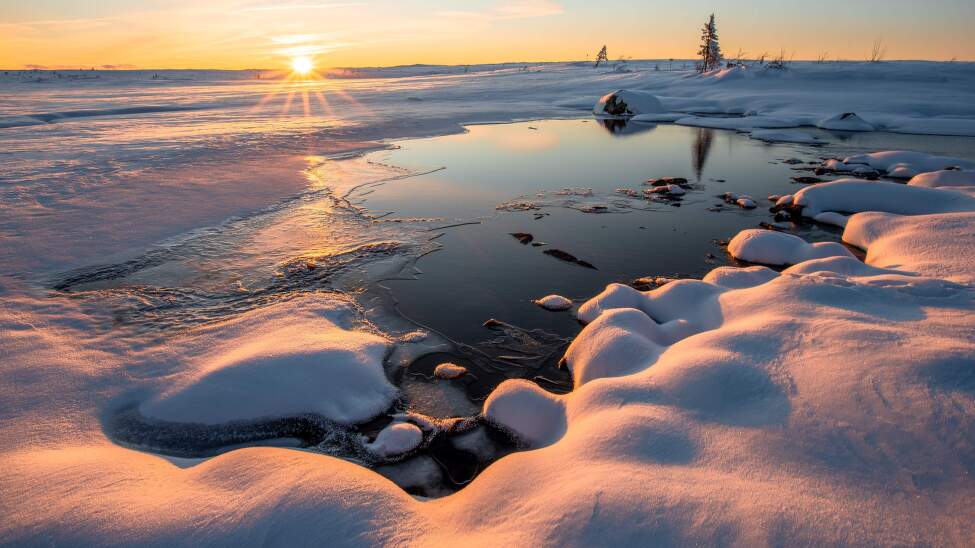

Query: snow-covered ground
[2,61,975,545]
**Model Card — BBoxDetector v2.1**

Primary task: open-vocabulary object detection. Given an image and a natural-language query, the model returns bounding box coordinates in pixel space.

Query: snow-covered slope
[2,61,975,545]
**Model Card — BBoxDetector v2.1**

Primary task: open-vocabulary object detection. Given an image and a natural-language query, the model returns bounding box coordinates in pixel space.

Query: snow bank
[140,303,396,425]
[749,129,822,144]
[844,211,975,283]
[792,178,975,217]
[838,151,975,178]
[593,90,664,117]
[908,169,975,188]
[483,379,565,447]
[817,112,875,132]
[728,229,853,266]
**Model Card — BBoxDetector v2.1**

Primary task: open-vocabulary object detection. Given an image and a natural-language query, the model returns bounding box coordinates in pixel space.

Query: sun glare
[291,56,313,75]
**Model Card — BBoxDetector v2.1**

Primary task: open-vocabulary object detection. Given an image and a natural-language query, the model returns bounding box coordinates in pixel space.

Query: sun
[291,56,313,75]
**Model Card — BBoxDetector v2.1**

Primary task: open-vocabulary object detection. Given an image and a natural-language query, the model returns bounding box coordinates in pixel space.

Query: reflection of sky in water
[371,119,975,345]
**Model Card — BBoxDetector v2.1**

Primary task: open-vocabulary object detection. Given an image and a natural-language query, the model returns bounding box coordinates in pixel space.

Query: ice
[728,229,853,266]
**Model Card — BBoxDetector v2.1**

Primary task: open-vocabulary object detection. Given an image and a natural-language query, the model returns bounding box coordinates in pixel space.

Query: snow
[483,379,565,447]
[533,294,573,311]
[433,362,468,379]
[140,301,396,425]
[366,421,424,458]
[593,90,664,117]
[728,229,854,266]
[792,178,975,217]
[817,112,875,132]
[3,61,975,545]
[908,169,975,188]
[749,129,822,144]
[837,151,975,178]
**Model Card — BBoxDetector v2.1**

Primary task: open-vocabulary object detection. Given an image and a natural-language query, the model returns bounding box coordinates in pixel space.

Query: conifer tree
[697,14,723,72]
[594,45,609,68]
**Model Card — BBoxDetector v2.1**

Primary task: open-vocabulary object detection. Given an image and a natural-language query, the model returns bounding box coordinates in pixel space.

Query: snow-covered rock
[728,229,854,266]
[593,90,665,117]
[366,421,424,457]
[817,112,875,132]
[533,294,573,311]
[433,362,468,379]
[483,379,565,447]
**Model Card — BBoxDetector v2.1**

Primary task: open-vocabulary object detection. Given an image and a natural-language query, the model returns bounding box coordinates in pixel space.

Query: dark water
[365,119,852,345]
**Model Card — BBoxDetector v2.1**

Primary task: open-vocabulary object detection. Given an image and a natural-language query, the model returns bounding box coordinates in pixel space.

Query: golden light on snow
[291,56,314,75]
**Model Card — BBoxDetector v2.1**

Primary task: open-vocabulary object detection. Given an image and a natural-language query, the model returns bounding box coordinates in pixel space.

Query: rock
[510,232,533,245]
[543,249,598,270]
[737,198,757,209]
[646,177,688,187]
[434,363,468,380]
[593,90,665,117]
[791,176,825,184]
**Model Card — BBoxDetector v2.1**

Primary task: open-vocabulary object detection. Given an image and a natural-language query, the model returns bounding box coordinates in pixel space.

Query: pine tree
[594,45,609,68]
[697,14,723,72]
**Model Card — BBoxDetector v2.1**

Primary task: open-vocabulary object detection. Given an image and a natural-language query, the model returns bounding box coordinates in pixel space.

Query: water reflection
[597,117,656,136]
[692,127,715,181]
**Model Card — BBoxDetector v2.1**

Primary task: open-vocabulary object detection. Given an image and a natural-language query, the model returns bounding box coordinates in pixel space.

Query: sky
[2,0,973,69]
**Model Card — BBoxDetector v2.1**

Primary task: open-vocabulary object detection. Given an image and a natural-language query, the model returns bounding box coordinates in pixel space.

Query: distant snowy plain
[2,61,975,545]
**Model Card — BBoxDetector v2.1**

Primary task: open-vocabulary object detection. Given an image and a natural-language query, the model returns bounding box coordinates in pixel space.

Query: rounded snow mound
[141,323,396,426]
[593,90,664,117]
[533,294,573,311]
[908,169,975,188]
[728,229,853,266]
[483,379,565,447]
[817,112,875,132]
[366,421,423,457]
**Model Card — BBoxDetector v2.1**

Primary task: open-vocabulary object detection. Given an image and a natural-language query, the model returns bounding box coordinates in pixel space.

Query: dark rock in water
[710,178,726,183]
[482,319,505,329]
[782,158,804,165]
[758,222,789,232]
[530,242,545,247]
[669,202,681,207]
[791,176,825,184]
[814,167,829,176]
[544,249,579,262]
[647,177,689,187]
[510,232,533,245]
[707,207,722,212]
[773,211,791,222]
[858,170,881,180]
[543,249,598,270]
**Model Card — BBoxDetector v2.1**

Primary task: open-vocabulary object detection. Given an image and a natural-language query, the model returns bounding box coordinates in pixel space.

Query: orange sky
[2,1,973,70]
